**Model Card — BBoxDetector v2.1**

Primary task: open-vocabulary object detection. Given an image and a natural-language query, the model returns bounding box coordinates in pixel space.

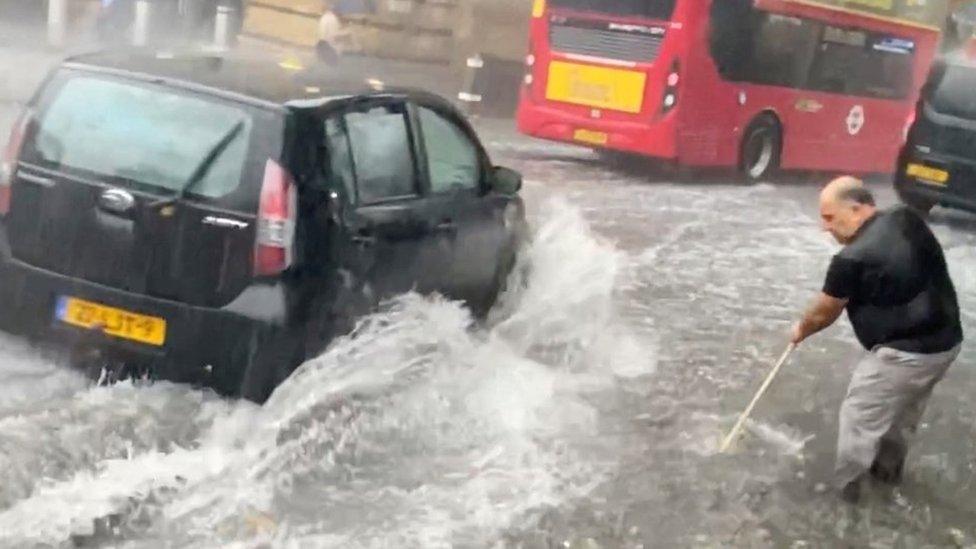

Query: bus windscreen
[549,0,678,20]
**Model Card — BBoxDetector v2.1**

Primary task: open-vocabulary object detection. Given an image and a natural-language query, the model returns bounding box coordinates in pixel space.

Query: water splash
[0,198,650,547]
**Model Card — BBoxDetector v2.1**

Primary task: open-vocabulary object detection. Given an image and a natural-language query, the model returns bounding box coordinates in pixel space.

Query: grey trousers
[835,344,961,487]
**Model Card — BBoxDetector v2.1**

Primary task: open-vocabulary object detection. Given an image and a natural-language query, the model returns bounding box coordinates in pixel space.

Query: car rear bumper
[896,152,976,212]
[0,226,288,396]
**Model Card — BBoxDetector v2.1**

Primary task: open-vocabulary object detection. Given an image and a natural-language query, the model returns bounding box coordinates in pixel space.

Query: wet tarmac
[1,89,976,548]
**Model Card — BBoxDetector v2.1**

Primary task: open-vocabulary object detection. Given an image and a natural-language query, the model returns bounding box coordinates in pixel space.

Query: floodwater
[3,78,976,548]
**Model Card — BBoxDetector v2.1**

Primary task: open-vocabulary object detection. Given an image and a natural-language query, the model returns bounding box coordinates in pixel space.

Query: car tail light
[0,110,30,217]
[254,159,297,277]
[661,60,680,114]
[903,108,917,142]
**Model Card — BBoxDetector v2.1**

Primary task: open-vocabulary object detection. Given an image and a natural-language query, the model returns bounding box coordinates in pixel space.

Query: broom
[720,343,797,453]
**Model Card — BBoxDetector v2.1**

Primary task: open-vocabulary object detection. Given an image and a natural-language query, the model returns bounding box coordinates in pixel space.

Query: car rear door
[7,70,283,308]
[327,99,450,304]
[412,101,512,308]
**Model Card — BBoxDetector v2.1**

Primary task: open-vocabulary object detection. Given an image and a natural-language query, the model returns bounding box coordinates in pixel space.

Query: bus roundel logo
[847,105,866,136]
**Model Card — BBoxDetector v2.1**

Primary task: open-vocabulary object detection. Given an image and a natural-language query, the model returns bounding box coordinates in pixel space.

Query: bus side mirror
[491,166,522,195]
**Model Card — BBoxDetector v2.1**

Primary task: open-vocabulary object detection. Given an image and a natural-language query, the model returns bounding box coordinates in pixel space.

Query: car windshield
[929,64,976,121]
[31,75,252,198]
[549,0,677,20]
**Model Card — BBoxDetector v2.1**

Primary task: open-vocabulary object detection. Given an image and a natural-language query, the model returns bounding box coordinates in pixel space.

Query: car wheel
[0,303,17,335]
[474,233,524,321]
[472,260,510,321]
[740,116,782,182]
[239,329,304,404]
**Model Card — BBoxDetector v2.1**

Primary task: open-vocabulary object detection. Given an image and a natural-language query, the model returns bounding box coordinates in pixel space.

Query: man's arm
[792,292,848,344]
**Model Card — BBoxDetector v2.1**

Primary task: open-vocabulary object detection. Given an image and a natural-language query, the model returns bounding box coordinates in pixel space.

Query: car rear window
[929,64,976,121]
[29,75,253,199]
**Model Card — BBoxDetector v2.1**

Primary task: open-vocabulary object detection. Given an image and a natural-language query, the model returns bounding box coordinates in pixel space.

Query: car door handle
[434,220,457,234]
[351,230,376,247]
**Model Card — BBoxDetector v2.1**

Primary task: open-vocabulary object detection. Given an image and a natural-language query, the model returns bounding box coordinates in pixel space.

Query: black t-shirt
[823,207,963,353]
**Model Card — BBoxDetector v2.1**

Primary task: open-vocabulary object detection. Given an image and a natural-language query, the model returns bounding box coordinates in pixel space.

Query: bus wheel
[740,116,781,182]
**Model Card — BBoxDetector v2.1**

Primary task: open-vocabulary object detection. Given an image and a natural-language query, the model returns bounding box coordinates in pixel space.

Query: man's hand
[790,322,806,345]
[792,292,848,346]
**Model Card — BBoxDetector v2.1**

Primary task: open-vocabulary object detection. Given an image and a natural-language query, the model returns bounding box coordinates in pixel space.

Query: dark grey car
[896,56,976,214]
[0,52,526,402]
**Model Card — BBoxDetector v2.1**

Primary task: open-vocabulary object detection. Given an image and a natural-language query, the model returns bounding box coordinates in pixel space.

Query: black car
[0,52,526,402]
[896,55,976,214]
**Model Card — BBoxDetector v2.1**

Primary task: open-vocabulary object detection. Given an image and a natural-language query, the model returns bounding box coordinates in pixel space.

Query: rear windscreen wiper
[147,120,246,209]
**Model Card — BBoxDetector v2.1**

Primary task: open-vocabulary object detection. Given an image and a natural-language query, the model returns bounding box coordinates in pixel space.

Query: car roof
[62,50,450,110]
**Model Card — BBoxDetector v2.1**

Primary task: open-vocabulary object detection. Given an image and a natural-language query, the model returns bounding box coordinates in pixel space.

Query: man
[315,0,373,63]
[315,4,345,64]
[792,176,963,503]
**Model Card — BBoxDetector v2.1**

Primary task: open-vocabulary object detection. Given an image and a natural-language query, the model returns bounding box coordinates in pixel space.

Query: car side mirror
[491,166,522,195]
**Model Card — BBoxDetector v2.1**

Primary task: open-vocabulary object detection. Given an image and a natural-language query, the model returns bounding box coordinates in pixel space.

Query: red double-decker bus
[516,0,941,179]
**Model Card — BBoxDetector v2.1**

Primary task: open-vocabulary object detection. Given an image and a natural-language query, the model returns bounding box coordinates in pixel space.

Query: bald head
[821,176,876,208]
[819,176,877,245]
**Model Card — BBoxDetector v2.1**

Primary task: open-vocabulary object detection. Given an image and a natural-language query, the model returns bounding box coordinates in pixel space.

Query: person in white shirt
[317,1,368,63]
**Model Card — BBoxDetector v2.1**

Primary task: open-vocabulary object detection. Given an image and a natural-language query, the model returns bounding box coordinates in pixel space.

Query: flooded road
[2,119,976,548]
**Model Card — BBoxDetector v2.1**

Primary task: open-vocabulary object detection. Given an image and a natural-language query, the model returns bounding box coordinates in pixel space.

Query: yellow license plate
[573,129,609,145]
[546,61,647,114]
[56,296,167,346]
[906,163,949,185]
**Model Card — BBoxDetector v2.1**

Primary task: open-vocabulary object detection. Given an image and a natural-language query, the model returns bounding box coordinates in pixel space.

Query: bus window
[710,4,820,90]
[708,0,757,79]
[809,30,915,99]
[550,0,678,20]
[750,15,820,88]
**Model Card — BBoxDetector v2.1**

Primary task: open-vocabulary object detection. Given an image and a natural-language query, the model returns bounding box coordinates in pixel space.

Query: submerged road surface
[1,119,976,548]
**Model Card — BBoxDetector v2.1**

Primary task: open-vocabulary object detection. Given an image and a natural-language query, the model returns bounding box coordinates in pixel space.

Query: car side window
[344,103,418,204]
[418,107,481,193]
[323,116,356,201]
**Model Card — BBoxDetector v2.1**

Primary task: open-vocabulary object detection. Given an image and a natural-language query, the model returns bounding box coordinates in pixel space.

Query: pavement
[0,21,68,138]
[0,18,471,142]
[233,35,463,99]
